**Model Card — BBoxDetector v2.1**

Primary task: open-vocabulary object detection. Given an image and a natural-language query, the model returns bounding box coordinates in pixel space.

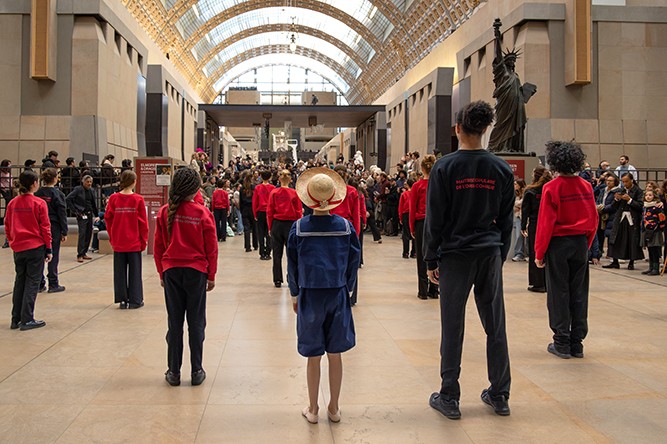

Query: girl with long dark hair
[521,166,552,292]
[240,171,258,252]
[154,168,218,387]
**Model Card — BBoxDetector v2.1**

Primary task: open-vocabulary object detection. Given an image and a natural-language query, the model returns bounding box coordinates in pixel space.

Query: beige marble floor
[0,236,666,443]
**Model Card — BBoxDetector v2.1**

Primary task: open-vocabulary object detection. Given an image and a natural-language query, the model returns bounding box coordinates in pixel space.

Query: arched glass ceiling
[212,54,350,95]
[187,7,375,65]
[201,32,361,82]
[173,0,393,43]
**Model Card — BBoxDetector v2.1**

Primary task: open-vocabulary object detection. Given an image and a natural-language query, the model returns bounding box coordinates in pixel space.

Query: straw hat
[296,167,348,211]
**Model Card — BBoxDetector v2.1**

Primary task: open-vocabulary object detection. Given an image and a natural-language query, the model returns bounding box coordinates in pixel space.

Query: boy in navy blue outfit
[287,167,360,424]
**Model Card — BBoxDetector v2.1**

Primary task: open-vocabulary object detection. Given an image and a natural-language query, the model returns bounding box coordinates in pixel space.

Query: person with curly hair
[154,167,218,387]
[535,141,598,360]
[425,101,515,420]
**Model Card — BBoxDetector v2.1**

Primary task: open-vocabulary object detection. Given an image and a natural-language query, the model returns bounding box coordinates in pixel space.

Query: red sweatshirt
[153,201,218,281]
[252,183,275,218]
[5,194,52,253]
[211,189,230,210]
[409,179,428,234]
[331,185,361,237]
[534,176,598,261]
[194,190,205,206]
[399,189,411,218]
[266,186,302,231]
[105,193,149,252]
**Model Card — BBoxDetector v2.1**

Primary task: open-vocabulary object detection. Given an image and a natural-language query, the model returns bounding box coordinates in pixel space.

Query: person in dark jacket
[60,157,80,196]
[41,151,59,169]
[596,173,620,258]
[425,101,514,420]
[604,173,644,269]
[385,178,400,236]
[35,169,68,293]
[66,175,99,262]
[520,165,552,292]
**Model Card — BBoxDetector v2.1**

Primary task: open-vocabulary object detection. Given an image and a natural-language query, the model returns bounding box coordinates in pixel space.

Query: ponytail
[167,168,201,240]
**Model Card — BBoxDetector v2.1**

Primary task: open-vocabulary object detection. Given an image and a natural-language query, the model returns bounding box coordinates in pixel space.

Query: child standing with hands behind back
[287,167,360,424]
[154,168,218,387]
[6,170,52,330]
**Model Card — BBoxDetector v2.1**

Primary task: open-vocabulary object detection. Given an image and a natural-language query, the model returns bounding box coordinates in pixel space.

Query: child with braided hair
[154,168,218,387]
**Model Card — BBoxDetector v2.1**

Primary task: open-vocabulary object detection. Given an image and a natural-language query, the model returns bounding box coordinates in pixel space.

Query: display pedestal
[494,152,541,181]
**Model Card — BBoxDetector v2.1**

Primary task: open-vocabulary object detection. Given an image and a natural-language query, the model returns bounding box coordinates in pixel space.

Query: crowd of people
[2,101,667,424]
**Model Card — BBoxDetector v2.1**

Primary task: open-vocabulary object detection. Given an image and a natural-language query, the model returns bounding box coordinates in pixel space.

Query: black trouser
[256,211,270,257]
[213,208,228,241]
[367,215,382,242]
[359,227,364,266]
[271,219,294,283]
[113,251,143,305]
[163,267,207,374]
[438,251,511,401]
[401,214,414,256]
[414,219,437,296]
[42,224,63,288]
[241,208,257,251]
[12,246,45,325]
[386,205,399,235]
[545,235,589,355]
[77,215,93,257]
[648,246,661,265]
[597,228,606,256]
[527,220,545,288]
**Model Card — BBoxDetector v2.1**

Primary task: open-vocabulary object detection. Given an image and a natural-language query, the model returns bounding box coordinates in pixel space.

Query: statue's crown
[503,47,522,61]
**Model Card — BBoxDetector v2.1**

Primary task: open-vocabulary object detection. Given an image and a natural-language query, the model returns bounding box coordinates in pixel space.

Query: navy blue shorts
[296,287,356,357]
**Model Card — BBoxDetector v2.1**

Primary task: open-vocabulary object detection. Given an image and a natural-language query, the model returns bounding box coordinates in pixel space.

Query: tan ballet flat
[302,407,318,424]
[327,408,341,423]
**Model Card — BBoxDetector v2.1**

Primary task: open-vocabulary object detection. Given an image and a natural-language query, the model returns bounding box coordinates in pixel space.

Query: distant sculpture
[488,18,537,153]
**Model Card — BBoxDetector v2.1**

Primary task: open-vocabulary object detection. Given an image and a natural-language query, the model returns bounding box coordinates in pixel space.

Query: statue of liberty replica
[488,18,537,153]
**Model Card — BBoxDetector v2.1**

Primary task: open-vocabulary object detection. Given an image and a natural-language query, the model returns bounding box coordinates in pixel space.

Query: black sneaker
[602,262,619,269]
[274,281,282,288]
[429,393,461,420]
[192,369,206,386]
[527,286,546,293]
[20,320,46,331]
[165,370,180,386]
[570,344,584,358]
[547,343,571,359]
[119,301,128,309]
[38,285,47,293]
[10,321,19,330]
[47,285,65,293]
[481,389,510,416]
[128,301,144,309]
[427,293,439,299]
[417,294,428,300]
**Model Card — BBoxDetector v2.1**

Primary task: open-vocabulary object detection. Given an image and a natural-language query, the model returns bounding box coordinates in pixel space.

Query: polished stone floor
[0,236,666,443]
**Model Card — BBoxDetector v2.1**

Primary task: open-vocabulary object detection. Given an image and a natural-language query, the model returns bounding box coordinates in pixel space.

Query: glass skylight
[201,32,361,82]
[212,54,350,94]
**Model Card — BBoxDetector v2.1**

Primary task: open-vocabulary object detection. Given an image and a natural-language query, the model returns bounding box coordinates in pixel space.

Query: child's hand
[207,280,215,291]
[45,254,53,263]
[292,301,298,314]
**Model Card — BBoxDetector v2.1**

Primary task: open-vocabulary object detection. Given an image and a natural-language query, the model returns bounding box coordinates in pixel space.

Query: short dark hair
[48,150,58,158]
[545,141,586,175]
[620,155,629,161]
[66,157,75,166]
[41,168,58,184]
[456,101,495,136]
[260,170,272,181]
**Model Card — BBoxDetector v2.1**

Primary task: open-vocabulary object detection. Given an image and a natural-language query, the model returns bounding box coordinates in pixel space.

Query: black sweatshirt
[423,149,515,270]
[35,186,69,236]
[520,185,543,230]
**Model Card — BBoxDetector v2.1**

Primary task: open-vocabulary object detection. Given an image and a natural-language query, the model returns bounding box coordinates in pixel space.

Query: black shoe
[20,320,46,331]
[527,286,546,293]
[10,321,19,330]
[402,254,409,259]
[38,285,47,293]
[481,389,510,416]
[410,253,416,258]
[547,343,571,359]
[245,248,252,253]
[128,301,144,309]
[47,285,65,293]
[165,370,181,386]
[2,241,9,249]
[417,294,428,300]
[429,393,461,420]
[119,301,128,309]
[602,262,619,269]
[427,293,439,299]
[627,261,634,270]
[274,281,282,288]
[192,369,206,386]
